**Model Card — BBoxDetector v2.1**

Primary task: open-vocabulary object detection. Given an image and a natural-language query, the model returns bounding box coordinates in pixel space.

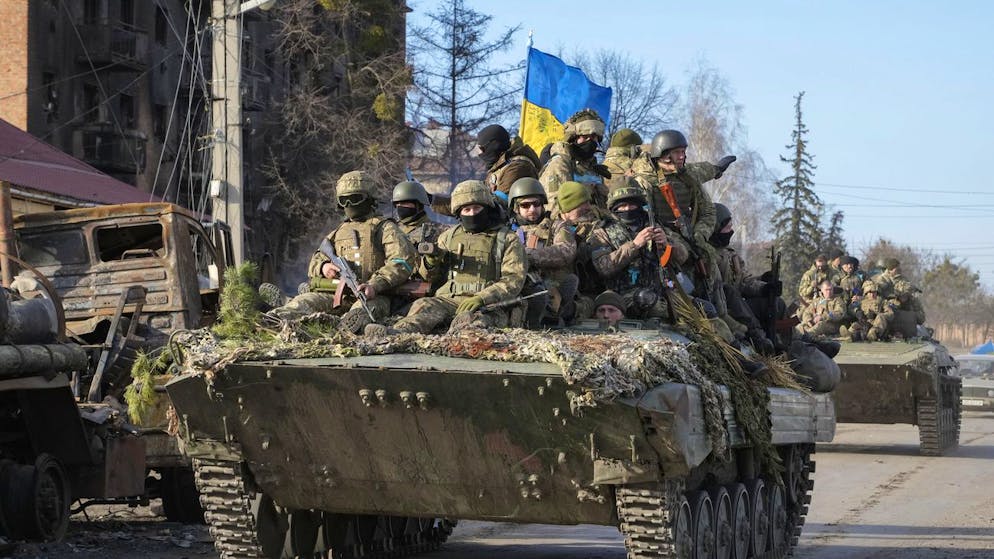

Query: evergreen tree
[821,210,847,256]
[771,91,822,295]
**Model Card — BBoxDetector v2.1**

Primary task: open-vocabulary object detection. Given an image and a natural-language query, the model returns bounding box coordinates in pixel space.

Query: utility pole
[210,0,245,265]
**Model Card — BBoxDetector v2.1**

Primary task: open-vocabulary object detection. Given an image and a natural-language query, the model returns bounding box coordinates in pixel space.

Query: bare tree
[408,0,522,190]
[567,49,678,139]
[678,59,775,262]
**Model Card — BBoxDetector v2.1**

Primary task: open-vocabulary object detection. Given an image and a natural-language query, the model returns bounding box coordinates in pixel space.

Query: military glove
[456,296,484,314]
[714,155,737,179]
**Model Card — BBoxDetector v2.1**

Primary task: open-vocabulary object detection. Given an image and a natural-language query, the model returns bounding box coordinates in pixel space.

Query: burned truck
[12,202,233,521]
[167,324,836,559]
[833,338,961,456]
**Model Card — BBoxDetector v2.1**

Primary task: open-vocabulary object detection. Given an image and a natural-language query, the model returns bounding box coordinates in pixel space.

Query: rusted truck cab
[13,203,230,347]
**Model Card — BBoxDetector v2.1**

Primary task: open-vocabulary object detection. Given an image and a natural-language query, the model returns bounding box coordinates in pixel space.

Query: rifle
[479,290,548,313]
[657,181,709,280]
[641,182,678,324]
[765,245,782,343]
[317,239,375,321]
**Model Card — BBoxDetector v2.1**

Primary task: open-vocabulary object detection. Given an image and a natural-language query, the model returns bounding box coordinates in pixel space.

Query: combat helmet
[507,177,547,207]
[336,170,374,200]
[648,130,689,158]
[862,280,878,294]
[563,109,606,142]
[392,180,430,206]
[714,203,732,227]
[607,185,647,209]
[449,180,495,213]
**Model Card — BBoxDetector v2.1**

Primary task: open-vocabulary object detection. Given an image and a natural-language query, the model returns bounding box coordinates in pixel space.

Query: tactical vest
[400,217,442,244]
[601,221,657,294]
[331,217,389,283]
[655,170,697,224]
[438,224,509,295]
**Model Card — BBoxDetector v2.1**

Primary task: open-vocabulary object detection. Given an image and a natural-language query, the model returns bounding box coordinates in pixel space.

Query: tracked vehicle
[832,337,961,456]
[167,325,836,559]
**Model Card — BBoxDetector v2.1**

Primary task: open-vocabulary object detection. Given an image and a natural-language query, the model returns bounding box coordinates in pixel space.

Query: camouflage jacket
[513,216,576,282]
[629,159,719,245]
[872,270,912,302]
[424,223,526,305]
[716,246,763,297]
[798,265,839,303]
[859,293,895,319]
[539,142,609,210]
[485,150,539,194]
[307,215,416,294]
[801,294,848,327]
[602,145,640,184]
[837,270,864,304]
[398,213,448,280]
[587,218,666,295]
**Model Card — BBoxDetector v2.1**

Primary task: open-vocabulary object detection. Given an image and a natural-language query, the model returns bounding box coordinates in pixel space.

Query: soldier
[274,171,416,333]
[827,248,845,273]
[709,203,778,353]
[508,178,579,326]
[853,280,895,341]
[586,185,681,319]
[593,290,626,326]
[476,124,540,196]
[798,254,838,305]
[631,129,734,309]
[555,181,606,316]
[837,255,864,306]
[895,281,926,326]
[601,128,643,187]
[387,180,526,334]
[798,280,847,337]
[539,108,611,211]
[391,180,448,300]
[872,258,905,301]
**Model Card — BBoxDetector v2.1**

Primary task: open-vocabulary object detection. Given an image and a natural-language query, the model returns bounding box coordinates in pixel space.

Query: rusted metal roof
[0,118,153,206]
[12,202,195,228]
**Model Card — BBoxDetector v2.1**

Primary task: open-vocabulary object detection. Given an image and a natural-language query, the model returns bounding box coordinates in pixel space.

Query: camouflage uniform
[837,269,864,306]
[395,211,448,299]
[799,293,847,337]
[540,142,609,211]
[392,181,526,334]
[857,281,895,341]
[485,138,540,194]
[798,264,839,305]
[602,145,640,183]
[516,217,578,319]
[586,218,673,319]
[279,172,415,323]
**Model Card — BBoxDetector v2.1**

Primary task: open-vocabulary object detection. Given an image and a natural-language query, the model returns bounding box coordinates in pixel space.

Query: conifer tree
[771,91,823,295]
[822,210,847,256]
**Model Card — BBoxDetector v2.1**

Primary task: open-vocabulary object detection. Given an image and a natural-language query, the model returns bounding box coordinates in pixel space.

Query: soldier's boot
[866,327,882,342]
[364,323,398,337]
[838,325,849,338]
[258,283,286,309]
[339,307,373,334]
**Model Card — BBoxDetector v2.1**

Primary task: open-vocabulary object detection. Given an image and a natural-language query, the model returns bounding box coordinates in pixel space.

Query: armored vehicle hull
[832,340,961,455]
[168,329,835,559]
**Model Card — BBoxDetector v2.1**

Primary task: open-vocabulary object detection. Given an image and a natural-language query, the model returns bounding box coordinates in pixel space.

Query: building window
[120,0,134,25]
[153,104,167,141]
[155,7,168,45]
[119,94,135,128]
[82,84,100,122]
[83,0,101,24]
[42,72,59,122]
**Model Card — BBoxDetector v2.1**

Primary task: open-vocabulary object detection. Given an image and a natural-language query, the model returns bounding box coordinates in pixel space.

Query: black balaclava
[710,219,734,247]
[476,125,511,168]
[342,198,374,221]
[396,204,423,223]
[614,205,648,229]
[460,206,497,233]
[571,140,598,161]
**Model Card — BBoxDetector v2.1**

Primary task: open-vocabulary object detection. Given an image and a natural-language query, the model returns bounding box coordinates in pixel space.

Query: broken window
[95,223,165,262]
[17,230,89,267]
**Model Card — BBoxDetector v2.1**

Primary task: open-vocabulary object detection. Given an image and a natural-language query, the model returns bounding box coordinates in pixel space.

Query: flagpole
[518,30,533,137]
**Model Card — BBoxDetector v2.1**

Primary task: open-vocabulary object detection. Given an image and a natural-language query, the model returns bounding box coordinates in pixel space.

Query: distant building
[408,119,483,195]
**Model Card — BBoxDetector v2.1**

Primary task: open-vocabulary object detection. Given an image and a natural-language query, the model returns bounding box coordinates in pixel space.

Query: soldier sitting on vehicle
[798,254,838,306]
[847,280,895,341]
[555,181,606,318]
[391,180,448,308]
[508,178,579,327]
[382,180,526,335]
[539,108,612,212]
[273,171,416,334]
[601,128,643,185]
[476,124,540,197]
[797,280,847,337]
[836,255,864,306]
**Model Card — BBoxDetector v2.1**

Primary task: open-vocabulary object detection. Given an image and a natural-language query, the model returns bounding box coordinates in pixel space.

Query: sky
[408,0,994,287]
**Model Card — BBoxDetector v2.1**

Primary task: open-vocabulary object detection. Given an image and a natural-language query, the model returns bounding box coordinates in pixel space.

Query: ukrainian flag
[519,48,612,155]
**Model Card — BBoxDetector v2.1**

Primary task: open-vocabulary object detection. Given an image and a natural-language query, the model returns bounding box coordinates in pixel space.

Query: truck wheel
[160,467,205,524]
[0,455,70,542]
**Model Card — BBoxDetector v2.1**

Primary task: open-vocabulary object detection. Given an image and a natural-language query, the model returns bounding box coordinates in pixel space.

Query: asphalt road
[20,413,994,558]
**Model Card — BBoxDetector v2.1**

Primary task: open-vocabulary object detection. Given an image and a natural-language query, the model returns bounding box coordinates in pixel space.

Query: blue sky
[409,1,994,286]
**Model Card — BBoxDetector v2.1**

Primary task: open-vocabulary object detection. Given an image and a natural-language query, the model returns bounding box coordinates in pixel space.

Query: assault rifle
[765,245,782,343]
[480,290,548,313]
[317,239,375,321]
[657,182,709,280]
[641,183,678,323]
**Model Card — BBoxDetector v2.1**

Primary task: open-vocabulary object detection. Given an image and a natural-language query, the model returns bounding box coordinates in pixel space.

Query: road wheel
[745,478,769,557]
[768,482,788,554]
[725,483,750,559]
[709,486,732,559]
[688,490,715,559]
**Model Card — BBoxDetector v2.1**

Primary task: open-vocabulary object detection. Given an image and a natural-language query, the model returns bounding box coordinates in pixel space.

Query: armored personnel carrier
[167,322,835,559]
[832,338,961,455]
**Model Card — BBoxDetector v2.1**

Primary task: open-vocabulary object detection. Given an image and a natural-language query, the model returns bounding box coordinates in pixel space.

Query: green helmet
[336,170,374,199]
[449,180,494,213]
[563,108,606,142]
[507,177,547,207]
[610,128,643,148]
[648,130,688,158]
[607,186,647,209]
[392,180,430,206]
[714,203,732,226]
